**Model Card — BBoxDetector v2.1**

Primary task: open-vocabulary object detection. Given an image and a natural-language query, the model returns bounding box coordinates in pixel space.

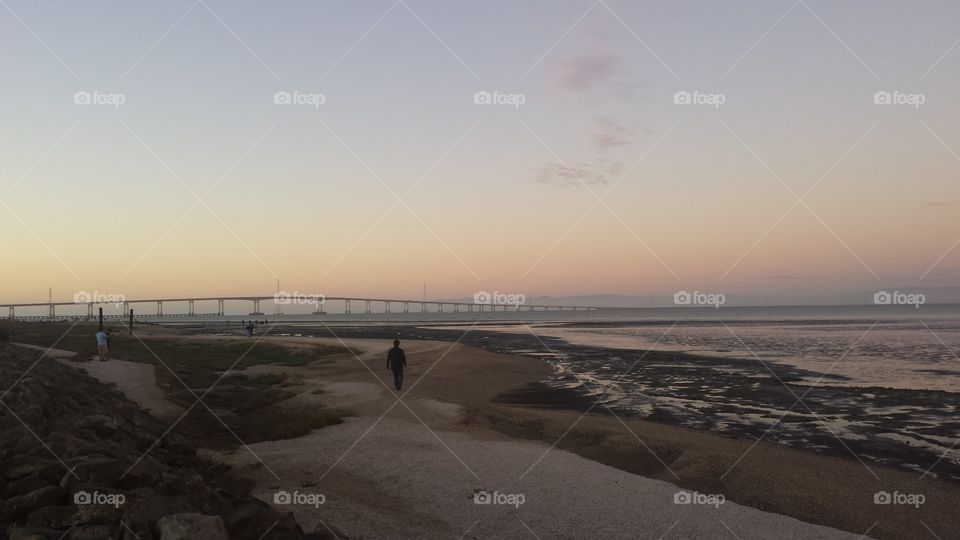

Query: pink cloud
[554,52,620,91]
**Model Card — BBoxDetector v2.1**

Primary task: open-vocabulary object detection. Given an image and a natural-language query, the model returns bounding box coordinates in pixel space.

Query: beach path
[14,342,185,419]
[215,336,871,540]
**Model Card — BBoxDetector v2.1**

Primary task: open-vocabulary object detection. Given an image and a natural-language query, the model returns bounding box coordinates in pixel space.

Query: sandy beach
[46,331,959,539]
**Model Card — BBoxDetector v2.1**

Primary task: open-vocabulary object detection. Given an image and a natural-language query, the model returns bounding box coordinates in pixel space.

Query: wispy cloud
[536,159,624,187]
[535,117,635,187]
[554,51,620,91]
[593,116,633,151]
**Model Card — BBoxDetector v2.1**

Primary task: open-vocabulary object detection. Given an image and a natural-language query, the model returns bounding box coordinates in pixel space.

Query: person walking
[386,339,406,391]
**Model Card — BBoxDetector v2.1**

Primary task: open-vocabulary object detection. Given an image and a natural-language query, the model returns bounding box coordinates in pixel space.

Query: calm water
[478,304,960,393]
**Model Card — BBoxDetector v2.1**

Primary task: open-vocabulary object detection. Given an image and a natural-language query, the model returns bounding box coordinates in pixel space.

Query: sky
[1,0,959,306]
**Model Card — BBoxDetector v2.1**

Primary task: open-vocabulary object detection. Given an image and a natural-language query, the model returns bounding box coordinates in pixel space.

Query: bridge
[1,295,600,320]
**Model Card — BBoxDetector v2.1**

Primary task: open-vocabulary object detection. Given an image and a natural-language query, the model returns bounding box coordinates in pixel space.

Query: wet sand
[190,332,958,540]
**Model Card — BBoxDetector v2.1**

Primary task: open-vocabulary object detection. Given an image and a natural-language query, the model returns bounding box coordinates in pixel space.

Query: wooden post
[99,308,103,331]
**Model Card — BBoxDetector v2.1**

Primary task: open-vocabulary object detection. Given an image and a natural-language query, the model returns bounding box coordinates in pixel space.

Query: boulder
[70,525,117,540]
[224,500,304,539]
[7,527,65,539]
[26,505,79,529]
[157,513,228,540]
[72,458,126,487]
[1,485,67,522]
[3,472,55,499]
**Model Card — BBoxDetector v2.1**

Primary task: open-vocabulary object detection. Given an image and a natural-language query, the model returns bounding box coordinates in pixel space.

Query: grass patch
[9,322,351,447]
[8,323,347,384]
[196,452,254,496]
[234,387,295,414]
[242,406,345,441]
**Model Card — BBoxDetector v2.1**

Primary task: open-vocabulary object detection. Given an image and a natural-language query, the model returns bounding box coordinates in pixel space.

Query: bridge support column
[8,306,14,321]
[420,303,426,313]
[437,303,443,313]
[157,301,163,316]
[385,301,390,314]
[345,300,351,315]
[218,299,224,316]
[403,302,409,314]
[365,300,371,314]
[250,299,263,315]
[188,300,195,316]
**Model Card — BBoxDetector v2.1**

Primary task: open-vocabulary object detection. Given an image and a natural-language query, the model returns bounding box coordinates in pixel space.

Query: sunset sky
[2,0,959,305]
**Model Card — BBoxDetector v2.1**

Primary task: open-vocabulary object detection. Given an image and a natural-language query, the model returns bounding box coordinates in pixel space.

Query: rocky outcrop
[0,344,321,539]
[157,513,228,539]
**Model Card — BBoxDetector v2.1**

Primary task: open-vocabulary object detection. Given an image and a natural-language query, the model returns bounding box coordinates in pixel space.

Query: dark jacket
[387,346,406,371]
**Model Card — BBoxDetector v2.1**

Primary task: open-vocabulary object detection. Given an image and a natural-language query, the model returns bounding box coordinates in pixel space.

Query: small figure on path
[386,339,406,391]
[95,329,111,362]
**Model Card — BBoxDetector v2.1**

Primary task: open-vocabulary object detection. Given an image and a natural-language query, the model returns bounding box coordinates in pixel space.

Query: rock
[74,497,124,525]
[4,472,56,498]
[3,458,63,482]
[224,500,304,540]
[1,485,67,522]
[7,527,65,540]
[309,523,349,540]
[157,513,229,540]
[72,458,126,487]
[0,344,323,538]
[26,505,79,528]
[70,525,117,540]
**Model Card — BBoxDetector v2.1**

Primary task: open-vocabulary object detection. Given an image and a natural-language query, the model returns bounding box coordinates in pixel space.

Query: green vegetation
[196,451,255,496]
[242,405,345,441]
[9,322,353,447]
